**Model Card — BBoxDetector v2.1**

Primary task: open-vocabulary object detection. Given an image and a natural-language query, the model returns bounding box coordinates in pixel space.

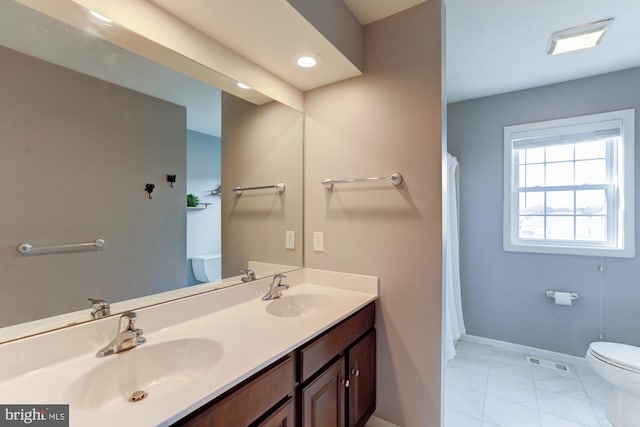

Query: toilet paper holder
[545,289,579,301]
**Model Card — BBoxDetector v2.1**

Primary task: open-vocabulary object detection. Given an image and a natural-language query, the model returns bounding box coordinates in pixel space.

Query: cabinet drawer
[299,303,374,382]
[255,397,294,427]
[176,356,294,426]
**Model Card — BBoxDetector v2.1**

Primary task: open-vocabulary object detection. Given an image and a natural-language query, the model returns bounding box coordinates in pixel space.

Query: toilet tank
[191,253,222,283]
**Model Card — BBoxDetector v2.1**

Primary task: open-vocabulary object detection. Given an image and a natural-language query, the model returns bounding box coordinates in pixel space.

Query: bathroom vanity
[176,303,375,427]
[0,269,378,427]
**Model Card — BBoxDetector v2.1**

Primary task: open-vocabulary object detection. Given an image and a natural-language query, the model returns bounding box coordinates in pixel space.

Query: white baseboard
[365,415,401,427]
[460,334,588,366]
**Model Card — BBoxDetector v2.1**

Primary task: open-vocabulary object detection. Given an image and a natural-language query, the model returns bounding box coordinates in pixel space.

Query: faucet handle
[119,311,138,331]
[271,274,289,291]
[88,298,111,319]
[273,273,287,285]
[121,311,137,320]
[88,298,109,308]
[240,269,256,282]
[88,297,107,305]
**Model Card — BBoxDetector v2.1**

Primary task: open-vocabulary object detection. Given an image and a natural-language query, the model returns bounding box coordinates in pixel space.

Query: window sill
[503,241,635,258]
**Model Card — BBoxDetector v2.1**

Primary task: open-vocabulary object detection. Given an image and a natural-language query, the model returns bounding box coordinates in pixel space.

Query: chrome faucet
[88,298,111,319]
[261,274,289,301]
[96,311,146,357]
[240,269,256,282]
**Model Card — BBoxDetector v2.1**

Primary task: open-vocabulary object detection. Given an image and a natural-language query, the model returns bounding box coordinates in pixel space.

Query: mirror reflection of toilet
[191,254,222,283]
[587,342,640,427]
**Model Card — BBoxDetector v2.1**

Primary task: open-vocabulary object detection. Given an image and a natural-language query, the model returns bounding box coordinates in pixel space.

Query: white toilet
[586,341,640,427]
[191,253,222,283]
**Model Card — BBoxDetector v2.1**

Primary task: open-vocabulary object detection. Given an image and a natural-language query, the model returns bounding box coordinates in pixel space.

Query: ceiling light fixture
[89,10,113,24]
[296,55,318,68]
[547,18,614,55]
[236,82,251,90]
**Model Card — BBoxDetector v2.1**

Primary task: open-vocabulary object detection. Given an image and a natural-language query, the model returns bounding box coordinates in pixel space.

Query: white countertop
[0,268,378,426]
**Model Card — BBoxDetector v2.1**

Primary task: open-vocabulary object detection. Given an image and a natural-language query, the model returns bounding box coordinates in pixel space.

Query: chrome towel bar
[321,173,403,189]
[232,183,285,195]
[17,239,105,254]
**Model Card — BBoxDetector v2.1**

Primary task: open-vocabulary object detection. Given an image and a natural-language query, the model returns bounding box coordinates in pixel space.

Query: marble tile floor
[445,340,616,427]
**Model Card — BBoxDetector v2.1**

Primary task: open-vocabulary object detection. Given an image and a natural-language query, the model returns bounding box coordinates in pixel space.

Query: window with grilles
[503,109,635,257]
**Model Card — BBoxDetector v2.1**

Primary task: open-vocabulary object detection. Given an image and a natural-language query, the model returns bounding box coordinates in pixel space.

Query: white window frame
[503,109,635,257]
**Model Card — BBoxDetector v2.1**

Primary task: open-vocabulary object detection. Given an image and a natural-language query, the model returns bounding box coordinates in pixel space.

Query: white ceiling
[12,0,632,123]
[139,0,640,105]
[149,0,362,91]
[446,0,640,102]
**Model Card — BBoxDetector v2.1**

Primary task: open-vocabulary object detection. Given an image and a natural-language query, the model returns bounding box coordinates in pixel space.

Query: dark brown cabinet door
[301,356,346,427]
[348,330,376,427]
[256,398,294,427]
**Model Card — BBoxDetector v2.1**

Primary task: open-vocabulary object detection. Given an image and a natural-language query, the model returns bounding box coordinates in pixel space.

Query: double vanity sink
[68,292,335,413]
[0,269,378,426]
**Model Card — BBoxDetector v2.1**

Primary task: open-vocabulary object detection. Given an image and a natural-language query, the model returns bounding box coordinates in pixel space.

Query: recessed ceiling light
[89,10,113,24]
[547,18,614,55]
[296,55,318,68]
[236,82,251,90]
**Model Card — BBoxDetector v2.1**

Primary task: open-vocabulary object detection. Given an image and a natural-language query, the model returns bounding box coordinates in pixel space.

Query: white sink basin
[266,293,335,318]
[65,338,223,412]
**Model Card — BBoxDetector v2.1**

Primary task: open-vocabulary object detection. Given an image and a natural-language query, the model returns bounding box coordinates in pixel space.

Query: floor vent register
[526,355,572,373]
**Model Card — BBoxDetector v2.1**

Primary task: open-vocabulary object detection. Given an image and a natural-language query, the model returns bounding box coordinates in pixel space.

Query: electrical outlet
[285,230,295,250]
[313,232,324,252]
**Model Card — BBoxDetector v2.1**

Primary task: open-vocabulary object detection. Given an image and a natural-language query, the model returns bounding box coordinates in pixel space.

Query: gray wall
[304,2,443,425]
[186,130,221,285]
[221,95,303,277]
[448,67,640,357]
[0,45,187,327]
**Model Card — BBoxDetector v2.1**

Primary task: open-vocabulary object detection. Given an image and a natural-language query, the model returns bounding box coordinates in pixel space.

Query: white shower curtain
[444,153,465,362]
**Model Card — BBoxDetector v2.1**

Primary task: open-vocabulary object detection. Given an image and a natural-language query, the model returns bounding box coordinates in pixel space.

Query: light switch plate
[285,230,295,250]
[313,232,324,252]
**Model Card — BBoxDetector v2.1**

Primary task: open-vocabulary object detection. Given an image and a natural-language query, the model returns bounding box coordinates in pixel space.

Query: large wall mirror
[0,0,303,343]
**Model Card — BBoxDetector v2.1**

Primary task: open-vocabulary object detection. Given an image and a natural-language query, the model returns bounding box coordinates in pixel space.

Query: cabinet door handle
[351,369,360,377]
[341,378,350,388]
